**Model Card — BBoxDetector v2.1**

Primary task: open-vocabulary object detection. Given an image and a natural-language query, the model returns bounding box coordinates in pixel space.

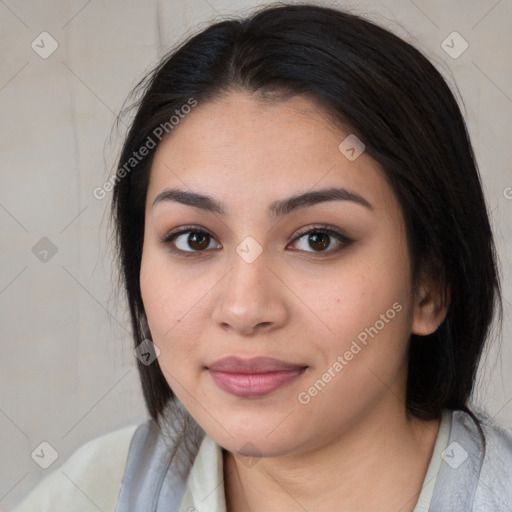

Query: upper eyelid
[293,224,351,240]
[162,223,349,240]
[160,224,215,243]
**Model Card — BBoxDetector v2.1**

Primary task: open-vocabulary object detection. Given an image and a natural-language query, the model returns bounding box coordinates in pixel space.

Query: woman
[14,3,512,511]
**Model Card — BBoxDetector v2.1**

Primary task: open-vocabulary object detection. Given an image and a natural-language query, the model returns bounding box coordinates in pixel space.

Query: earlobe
[411,284,450,336]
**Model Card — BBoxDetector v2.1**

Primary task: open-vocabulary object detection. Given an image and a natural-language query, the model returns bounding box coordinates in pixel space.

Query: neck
[223,401,441,512]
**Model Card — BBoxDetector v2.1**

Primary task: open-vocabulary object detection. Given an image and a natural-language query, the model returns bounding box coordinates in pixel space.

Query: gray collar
[115,401,205,512]
[429,410,484,511]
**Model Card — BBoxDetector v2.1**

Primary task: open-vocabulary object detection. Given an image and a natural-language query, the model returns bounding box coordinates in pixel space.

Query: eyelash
[160,223,353,258]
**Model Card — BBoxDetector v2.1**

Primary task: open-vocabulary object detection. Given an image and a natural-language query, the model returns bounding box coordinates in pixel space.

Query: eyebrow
[152,186,373,218]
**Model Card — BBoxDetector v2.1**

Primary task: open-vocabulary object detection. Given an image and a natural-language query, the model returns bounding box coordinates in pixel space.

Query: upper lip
[207,356,307,374]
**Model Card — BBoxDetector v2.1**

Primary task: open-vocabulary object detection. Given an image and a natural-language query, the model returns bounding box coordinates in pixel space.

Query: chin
[209,424,303,459]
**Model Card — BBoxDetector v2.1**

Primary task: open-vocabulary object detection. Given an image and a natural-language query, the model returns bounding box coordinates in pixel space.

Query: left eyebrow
[151,186,374,218]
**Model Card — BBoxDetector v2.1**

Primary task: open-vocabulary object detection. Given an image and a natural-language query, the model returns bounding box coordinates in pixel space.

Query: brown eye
[162,228,221,256]
[308,232,330,251]
[187,232,210,251]
[290,226,353,254]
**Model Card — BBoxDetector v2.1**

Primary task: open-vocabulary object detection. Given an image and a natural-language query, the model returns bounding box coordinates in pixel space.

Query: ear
[411,281,450,336]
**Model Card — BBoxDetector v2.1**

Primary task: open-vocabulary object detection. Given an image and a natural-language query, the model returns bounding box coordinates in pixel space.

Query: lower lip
[208,368,306,398]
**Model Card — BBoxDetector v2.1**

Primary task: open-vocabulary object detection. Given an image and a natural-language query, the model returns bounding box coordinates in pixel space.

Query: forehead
[147,92,397,218]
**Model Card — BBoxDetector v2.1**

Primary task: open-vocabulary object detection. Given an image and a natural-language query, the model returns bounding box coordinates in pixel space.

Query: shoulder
[12,423,140,512]
[474,411,512,506]
[450,408,512,452]
[453,409,512,509]
[458,408,512,468]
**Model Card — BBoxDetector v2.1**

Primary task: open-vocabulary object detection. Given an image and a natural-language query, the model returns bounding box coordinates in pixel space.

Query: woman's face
[140,91,432,457]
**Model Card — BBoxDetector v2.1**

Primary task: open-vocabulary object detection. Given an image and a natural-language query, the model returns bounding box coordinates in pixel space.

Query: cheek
[298,242,414,387]
[140,252,205,364]
[290,251,410,344]
[295,284,411,430]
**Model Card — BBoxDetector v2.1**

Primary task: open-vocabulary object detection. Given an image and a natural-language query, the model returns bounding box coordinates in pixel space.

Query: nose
[211,246,288,336]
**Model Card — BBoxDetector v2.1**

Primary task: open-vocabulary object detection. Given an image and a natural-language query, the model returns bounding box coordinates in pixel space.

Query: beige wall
[1,0,511,507]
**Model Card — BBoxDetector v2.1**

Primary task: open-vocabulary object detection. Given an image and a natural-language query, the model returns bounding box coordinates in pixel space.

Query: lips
[206,356,308,398]
[206,356,307,374]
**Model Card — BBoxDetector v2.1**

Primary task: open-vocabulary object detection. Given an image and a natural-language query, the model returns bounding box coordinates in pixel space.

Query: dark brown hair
[111,3,502,447]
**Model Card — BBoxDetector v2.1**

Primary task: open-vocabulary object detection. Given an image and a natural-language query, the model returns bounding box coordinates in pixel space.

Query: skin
[140,91,449,511]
